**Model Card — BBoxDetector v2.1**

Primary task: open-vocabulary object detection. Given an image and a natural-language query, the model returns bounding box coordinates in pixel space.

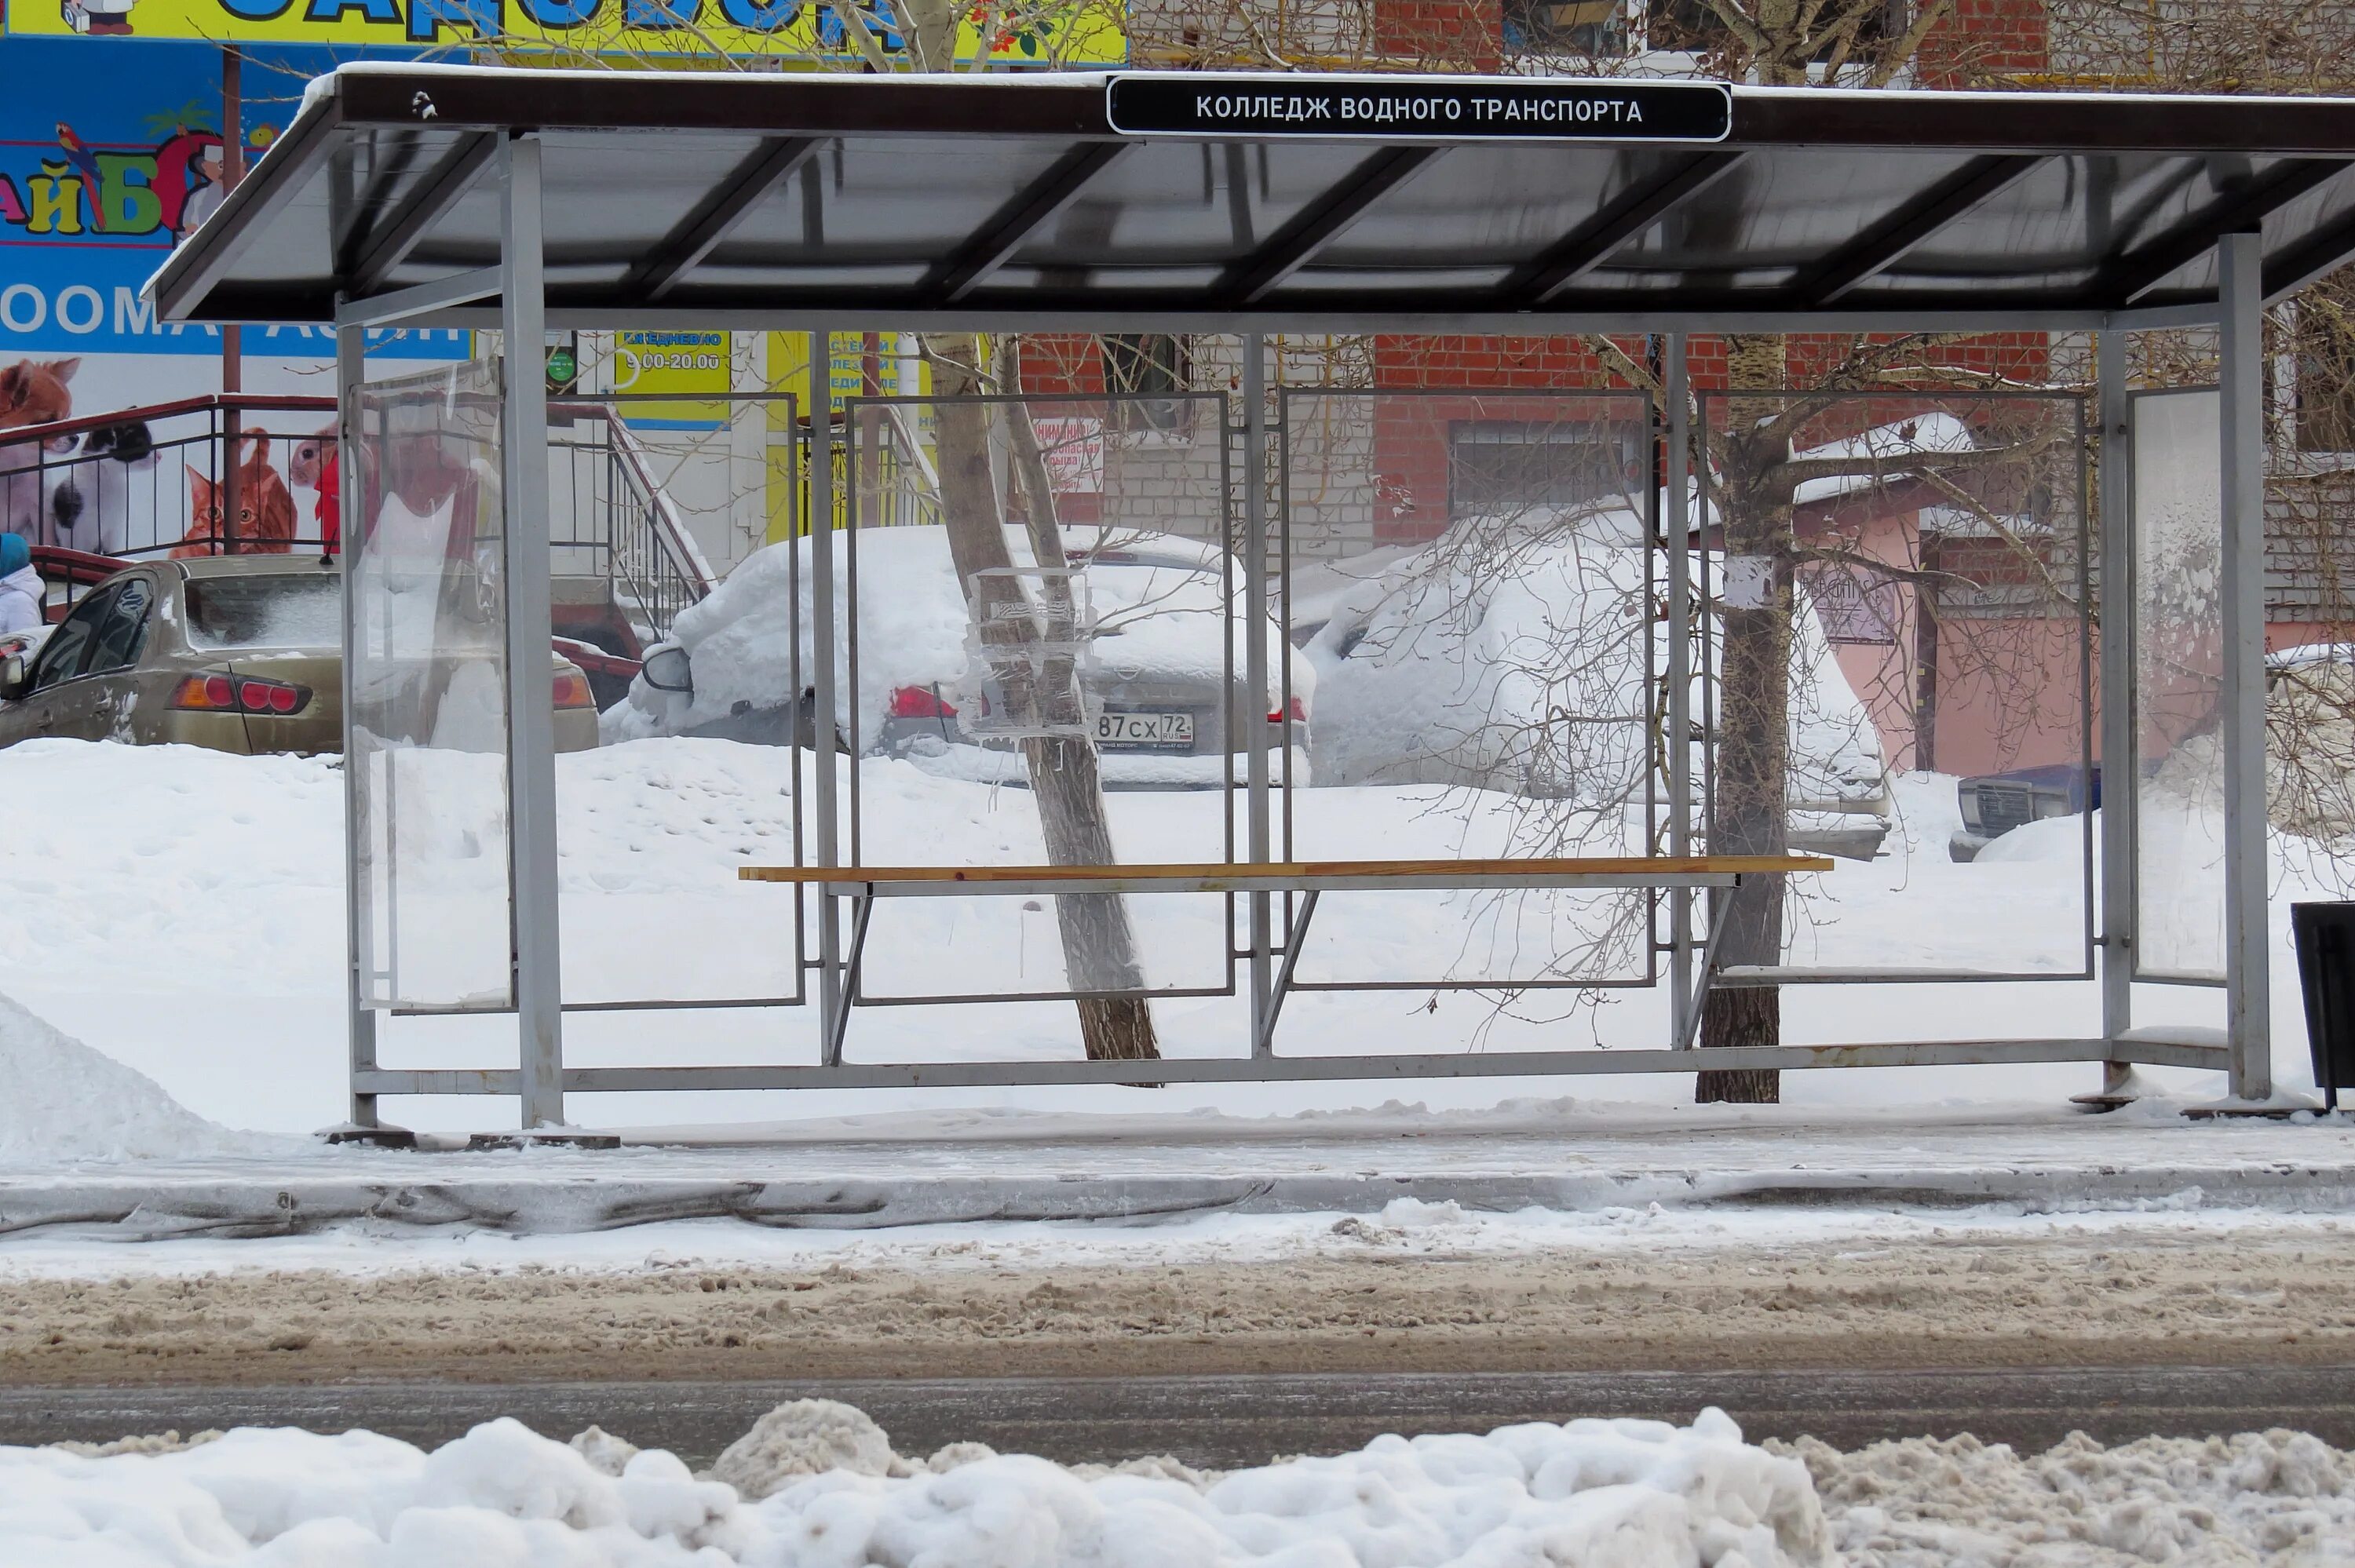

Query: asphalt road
[9,1366,2355,1468]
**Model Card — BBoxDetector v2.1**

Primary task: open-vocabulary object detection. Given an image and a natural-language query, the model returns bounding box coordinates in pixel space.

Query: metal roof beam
[334,131,428,279]
[345,132,498,297]
[625,136,823,304]
[2105,157,2351,306]
[923,141,1132,305]
[2264,205,2355,304]
[1216,146,1443,307]
[1502,151,1747,308]
[1801,155,2044,306]
[334,264,502,329]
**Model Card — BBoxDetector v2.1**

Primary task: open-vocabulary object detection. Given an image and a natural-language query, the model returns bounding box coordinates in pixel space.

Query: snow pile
[710,1399,897,1499]
[1787,1427,2355,1566]
[0,990,248,1163]
[4,1406,1835,1567]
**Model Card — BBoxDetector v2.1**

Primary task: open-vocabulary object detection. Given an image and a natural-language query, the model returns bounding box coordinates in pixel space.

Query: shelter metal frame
[1692,385,2102,990]
[166,64,2346,1126]
[834,388,1247,1010]
[1270,383,1668,995]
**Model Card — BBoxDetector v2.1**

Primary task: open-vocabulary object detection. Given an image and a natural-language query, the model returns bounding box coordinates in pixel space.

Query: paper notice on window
[1721,555,1774,610]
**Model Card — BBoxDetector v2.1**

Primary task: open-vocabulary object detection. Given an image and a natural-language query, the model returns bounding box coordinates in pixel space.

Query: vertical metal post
[219,46,246,561]
[2218,233,2273,1102]
[1243,334,1273,1055]
[1665,334,1694,1047]
[812,334,844,1061]
[2097,328,2136,1095]
[335,323,378,1129]
[499,133,567,1129]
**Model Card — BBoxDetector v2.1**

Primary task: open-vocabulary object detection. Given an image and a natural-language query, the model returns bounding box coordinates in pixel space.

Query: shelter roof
[149,63,2355,334]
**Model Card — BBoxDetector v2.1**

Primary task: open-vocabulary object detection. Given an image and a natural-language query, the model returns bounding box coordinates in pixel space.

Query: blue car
[1951,762,2101,862]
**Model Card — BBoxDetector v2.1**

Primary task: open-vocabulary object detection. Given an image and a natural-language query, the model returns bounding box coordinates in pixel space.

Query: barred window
[1101,334,1193,436]
[1503,1,1892,61]
[2293,276,2355,454]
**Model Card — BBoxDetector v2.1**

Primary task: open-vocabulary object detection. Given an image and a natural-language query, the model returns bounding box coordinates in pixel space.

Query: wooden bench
[740,855,1831,1058]
[738,855,1827,896]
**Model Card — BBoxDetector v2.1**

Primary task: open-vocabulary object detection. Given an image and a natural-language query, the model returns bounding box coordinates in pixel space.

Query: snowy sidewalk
[6,1100,2355,1242]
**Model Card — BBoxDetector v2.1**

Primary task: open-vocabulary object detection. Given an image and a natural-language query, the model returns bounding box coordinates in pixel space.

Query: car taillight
[173,673,309,715]
[173,674,237,710]
[553,670,595,709]
[1268,694,1309,724]
[889,684,957,719]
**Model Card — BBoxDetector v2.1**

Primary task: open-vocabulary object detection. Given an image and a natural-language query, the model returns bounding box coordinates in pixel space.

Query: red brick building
[1015,1,2347,778]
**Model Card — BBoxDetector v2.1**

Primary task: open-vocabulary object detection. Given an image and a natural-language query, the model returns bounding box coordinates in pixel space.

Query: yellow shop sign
[14,0,1126,66]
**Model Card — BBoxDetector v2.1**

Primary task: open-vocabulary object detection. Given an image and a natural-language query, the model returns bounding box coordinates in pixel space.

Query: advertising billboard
[0,35,466,363]
[5,0,1126,66]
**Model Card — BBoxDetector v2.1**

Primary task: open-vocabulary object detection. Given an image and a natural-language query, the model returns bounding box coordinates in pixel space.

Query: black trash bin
[2291,903,2355,1110]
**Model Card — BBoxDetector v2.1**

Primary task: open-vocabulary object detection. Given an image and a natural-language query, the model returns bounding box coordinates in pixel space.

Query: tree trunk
[926,334,1159,1061]
[1697,334,1792,1104]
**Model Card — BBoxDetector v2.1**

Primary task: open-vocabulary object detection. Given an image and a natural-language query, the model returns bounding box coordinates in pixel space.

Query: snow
[0,989,260,1164]
[16,1391,2355,1567]
[3,1186,2347,1284]
[2,1406,1835,1568]
[1794,1428,2355,1566]
[0,723,2331,1141]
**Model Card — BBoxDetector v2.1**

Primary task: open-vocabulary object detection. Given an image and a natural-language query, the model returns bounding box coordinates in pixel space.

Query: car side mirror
[641,646,692,695]
[0,654,26,699]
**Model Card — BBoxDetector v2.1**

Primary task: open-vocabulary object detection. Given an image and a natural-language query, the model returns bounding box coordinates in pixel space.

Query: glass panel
[839,389,1236,1005]
[1280,388,1658,990]
[1696,389,2094,982]
[549,393,805,1011]
[2132,389,2227,982]
[349,359,514,1011]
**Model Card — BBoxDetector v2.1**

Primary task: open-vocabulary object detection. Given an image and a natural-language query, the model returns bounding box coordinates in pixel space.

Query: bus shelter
[147,64,2355,1132]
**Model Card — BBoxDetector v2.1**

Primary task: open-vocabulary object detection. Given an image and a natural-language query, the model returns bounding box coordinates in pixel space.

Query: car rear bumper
[153,711,261,755]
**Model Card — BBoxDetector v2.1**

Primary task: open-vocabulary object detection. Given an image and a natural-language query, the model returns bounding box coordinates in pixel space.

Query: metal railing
[1,392,715,649]
[549,400,720,652]
[0,392,337,563]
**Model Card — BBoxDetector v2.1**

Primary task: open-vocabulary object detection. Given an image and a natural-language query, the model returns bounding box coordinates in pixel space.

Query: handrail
[594,410,719,593]
[5,390,715,647]
[0,393,332,454]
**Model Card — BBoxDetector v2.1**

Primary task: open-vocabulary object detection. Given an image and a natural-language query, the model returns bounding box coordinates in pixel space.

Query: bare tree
[839,1,1162,1062]
[512,0,1160,1060]
[927,334,1159,1059]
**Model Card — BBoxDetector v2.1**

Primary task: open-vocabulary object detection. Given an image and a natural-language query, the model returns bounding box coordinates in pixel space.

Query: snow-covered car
[1302,512,1894,859]
[1950,762,2101,862]
[607,525,1313,789]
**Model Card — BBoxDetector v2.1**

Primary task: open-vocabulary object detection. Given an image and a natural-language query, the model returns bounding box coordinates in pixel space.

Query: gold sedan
[0,555,600,755]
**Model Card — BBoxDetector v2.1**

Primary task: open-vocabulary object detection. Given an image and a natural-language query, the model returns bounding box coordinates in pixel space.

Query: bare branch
[1788,544,1973,589]
[1868,0,1954,88]
[1769,432,2059,489]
